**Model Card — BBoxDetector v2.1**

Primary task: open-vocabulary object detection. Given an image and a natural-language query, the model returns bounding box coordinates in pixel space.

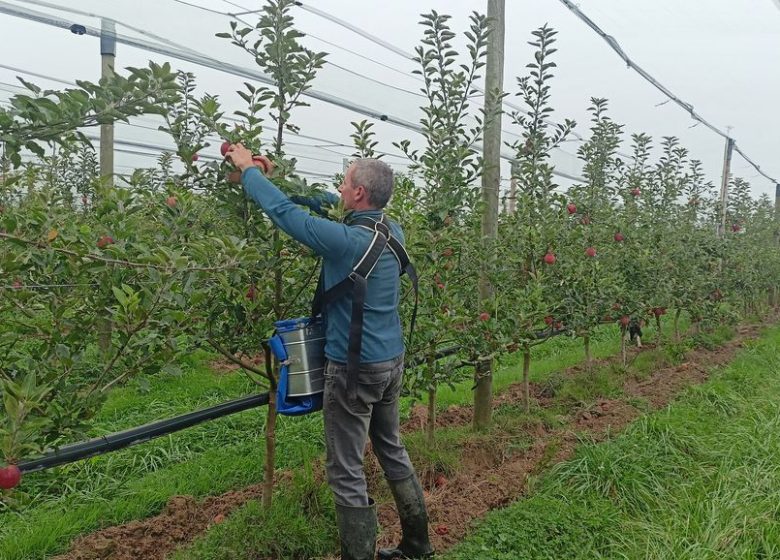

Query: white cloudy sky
[0,0,778,199]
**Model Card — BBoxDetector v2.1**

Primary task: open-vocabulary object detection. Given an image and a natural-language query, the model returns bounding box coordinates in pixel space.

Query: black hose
[15,326,568,474]
[17,392,270,474]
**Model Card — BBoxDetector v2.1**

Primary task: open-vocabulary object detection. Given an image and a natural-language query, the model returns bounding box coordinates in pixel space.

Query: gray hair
[351,158,394,209]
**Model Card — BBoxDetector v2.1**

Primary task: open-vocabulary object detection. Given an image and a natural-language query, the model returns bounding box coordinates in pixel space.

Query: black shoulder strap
[309,215,418,408]
[341,216,419,350]
[310,217,389,319]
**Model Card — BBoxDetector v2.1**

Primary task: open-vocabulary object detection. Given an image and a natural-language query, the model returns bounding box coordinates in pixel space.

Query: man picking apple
[226,144,432,560]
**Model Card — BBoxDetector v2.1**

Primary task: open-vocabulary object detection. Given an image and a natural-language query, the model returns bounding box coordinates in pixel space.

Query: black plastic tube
[15,327,567,474]
[17,392,270,474]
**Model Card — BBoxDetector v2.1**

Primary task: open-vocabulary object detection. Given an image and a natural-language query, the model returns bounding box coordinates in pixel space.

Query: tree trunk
[473,359,493,430]
[426,354,437,445]
[620,326,627,367]
[262,389,277,510]
[673,308,681,342]
[426,384,437,446]
[97,314,113,359]
[262,343,277,510]
[522,349,531,413]
[584,334,592,372]
[655,315,662,345]
[266,114,283,509]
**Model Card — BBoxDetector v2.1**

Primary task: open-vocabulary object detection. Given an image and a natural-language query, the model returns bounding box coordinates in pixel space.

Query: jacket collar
[344,209,383,224]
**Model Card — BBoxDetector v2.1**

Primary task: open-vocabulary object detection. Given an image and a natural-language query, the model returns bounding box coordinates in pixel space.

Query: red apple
[246,285,256,302]
[630,188,641,197]
[585,247,597,258]
[191,154,199,162]
[436,283,445,290]
[566,203,577,215]
[619,315,630,327]
[96,235,114,249]
[614,232,625,242]
[479,312,490,322]
[544,315,554,326]
[0,464,21,490]
[252,155,270,174]
[435,524,449,536]
[166,196,178,208]
[555,321,563,330]
[731,224,741,233]
[220,141,231,157]
[434,474,447,488]
[543,252,556,265]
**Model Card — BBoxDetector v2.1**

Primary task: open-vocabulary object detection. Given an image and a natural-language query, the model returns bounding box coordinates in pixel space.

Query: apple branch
[204,336,268,380]
[0,232,241,273]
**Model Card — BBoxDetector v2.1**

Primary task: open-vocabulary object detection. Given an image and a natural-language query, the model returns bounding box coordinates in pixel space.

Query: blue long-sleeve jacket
[241,167,405,363]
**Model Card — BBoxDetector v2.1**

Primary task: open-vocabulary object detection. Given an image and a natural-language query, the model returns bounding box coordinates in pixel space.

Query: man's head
[338,158,394,211]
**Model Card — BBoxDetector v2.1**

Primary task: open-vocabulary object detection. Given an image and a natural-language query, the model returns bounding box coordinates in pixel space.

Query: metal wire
[557,0,778,185]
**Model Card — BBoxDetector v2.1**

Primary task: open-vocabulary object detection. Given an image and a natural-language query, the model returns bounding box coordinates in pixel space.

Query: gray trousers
[324,354,415,507]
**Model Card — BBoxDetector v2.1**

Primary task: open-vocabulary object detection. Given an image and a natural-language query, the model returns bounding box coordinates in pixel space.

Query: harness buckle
[374,219,390,237]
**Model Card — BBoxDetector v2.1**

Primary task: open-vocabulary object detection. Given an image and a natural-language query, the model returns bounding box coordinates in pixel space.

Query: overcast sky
[0,0,778,199]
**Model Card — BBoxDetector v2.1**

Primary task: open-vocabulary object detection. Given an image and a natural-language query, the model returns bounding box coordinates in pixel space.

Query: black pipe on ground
[17,392,270,474]
[15,327,569,475]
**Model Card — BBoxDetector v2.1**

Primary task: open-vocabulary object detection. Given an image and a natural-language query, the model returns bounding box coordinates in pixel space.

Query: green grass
[435,318,647,409]
[0,313,690,559]
[445,324,780,560]
[171,466,338,560]
[554,362,627,405]
[8,350,256,505]
[175,319,699,560]
[0,350,328,560]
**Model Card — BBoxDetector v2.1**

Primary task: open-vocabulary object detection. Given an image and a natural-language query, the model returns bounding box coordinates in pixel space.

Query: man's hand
[225,143,274,175]
[225,143,253,171]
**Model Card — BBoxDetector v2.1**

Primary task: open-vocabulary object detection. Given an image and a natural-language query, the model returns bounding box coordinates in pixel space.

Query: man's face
[338,165,365,210]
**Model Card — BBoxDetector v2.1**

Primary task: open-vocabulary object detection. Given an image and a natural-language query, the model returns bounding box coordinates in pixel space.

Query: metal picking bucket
[278,320,326,397]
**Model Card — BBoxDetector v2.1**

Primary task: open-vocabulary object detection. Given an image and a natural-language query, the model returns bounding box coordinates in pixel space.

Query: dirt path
[54,321,765,560]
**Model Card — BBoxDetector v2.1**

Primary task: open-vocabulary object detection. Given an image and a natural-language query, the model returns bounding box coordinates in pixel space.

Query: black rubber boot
[335,500,378,560]
[378,474,434,559]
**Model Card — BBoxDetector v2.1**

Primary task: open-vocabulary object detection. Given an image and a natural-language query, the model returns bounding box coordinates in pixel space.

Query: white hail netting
[0,0,778,197]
